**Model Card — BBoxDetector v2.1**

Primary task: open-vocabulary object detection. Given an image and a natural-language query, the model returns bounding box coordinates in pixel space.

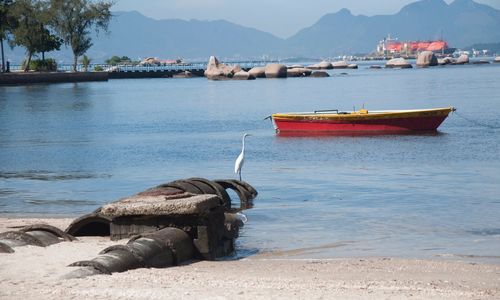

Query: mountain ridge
[4,0,500,63]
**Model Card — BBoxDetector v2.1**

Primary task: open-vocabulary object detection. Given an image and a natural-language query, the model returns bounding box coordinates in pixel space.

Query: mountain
[287,0,500,56]
[90,11,285,61]
[4,11,286,63]
[3,0,500,63]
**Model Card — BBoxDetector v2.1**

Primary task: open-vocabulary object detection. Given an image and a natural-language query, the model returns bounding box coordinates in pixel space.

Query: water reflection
[0,170,111,181]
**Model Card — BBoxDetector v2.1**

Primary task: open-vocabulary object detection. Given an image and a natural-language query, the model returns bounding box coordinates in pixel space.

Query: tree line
[0,0,112,73]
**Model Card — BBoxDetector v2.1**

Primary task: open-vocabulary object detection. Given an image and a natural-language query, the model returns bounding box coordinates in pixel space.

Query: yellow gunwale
[272,107,454,122]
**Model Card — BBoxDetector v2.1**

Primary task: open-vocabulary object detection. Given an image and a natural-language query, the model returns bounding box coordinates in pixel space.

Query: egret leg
[239,171,242,181]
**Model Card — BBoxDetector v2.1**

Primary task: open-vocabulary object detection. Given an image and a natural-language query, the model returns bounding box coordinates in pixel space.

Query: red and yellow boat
[271,107,455,134]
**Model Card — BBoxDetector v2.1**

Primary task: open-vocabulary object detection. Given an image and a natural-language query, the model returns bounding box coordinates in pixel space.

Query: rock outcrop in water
[265,64,288,78]
[332,61,349,69]
[456,54,469,65]
[416,51,438,67]
[385,58,412,69]
[204,56,243,80]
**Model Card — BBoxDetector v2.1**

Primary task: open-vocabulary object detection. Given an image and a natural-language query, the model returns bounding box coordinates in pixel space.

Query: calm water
[1,63,500,261]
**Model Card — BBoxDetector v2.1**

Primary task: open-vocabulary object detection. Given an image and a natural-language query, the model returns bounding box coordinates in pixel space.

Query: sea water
[1,62,499,261]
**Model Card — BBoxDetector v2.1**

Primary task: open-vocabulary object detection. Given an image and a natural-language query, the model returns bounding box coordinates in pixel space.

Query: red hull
[273,115,449,133]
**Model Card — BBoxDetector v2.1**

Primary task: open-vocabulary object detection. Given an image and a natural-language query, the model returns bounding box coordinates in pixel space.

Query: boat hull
[272,108,453,134]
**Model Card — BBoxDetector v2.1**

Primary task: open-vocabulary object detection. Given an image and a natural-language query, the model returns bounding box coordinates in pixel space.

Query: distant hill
[4,0,500,63]
[286,0,500,56]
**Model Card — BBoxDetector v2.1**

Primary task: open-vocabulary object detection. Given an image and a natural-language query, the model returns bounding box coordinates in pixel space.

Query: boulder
[248,67,266,78]
[331,61,349,69]
[288,64,304,69]
[204,56,240,80]
[495,56,500,63]
[347,64,358,69]
[385,58,412,69]
[438,57,455,65]
[307,64,321,70]
[416,51,438,67]
[310,71,330,78]
[172,71,194,78]
[317,61,333,69]
[369,65,382,69]
[265,64,287,78]
[287,68,312,77]
[232,70,255,80]
[455,54,469,65]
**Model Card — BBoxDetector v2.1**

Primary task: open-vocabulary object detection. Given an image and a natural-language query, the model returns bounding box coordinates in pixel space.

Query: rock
[455,54,469,65]
[172,71,194,78]
[369,65,382,69]
[385,58,412,69]
[310,71,330,78]
[287,68,312,77]
[347,64,358,69]
[232,70,255,80]
[331,61,349,69]
[317,61,333,69]
[438,57,455,65]
[265,64,287,78]
[288,64,304,69]
[248,67,266,78]
[494,56,500,63]
[307,64,321,70]
[204,56,240,80]
[416,51,438,67]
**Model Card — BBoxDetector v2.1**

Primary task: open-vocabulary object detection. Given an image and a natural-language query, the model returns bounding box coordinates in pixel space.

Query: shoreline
[1,217,499,299]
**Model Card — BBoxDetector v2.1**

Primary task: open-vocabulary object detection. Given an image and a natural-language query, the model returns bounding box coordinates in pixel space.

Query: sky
[112,0,500,38]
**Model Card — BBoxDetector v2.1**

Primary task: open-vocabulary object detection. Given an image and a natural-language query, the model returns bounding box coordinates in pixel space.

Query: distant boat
[271,107,455,134]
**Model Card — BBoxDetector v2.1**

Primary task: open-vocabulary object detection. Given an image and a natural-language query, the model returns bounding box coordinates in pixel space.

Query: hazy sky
[112,0,500,38]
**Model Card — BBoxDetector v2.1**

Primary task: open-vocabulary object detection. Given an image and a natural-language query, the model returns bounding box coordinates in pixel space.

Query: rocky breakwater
[203,56,352,80]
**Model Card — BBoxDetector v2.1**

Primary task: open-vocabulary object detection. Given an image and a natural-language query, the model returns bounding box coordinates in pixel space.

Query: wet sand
[1,217,499,299]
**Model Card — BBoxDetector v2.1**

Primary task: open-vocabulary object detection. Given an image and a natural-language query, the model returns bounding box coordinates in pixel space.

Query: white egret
[234,133,251,181]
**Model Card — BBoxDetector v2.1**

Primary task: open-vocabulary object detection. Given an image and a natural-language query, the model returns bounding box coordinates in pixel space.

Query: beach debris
[416,51,438,67]
[65,178,256,260]
[65,212,112,237]
[264,63,288,78]
[0,224,75,253]
[63,211,246,278]
[64,227,193,278]
[385,57,413,69]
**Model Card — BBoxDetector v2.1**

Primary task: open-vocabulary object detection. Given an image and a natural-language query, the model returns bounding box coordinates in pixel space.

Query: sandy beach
[0,217,498,299]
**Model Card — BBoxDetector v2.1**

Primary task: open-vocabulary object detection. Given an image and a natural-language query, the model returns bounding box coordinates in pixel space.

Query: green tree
[10,0,61,72]
[49,0,112,72]
[105,55,131,66]
[0,0,16,72]
[80,54,90,71]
